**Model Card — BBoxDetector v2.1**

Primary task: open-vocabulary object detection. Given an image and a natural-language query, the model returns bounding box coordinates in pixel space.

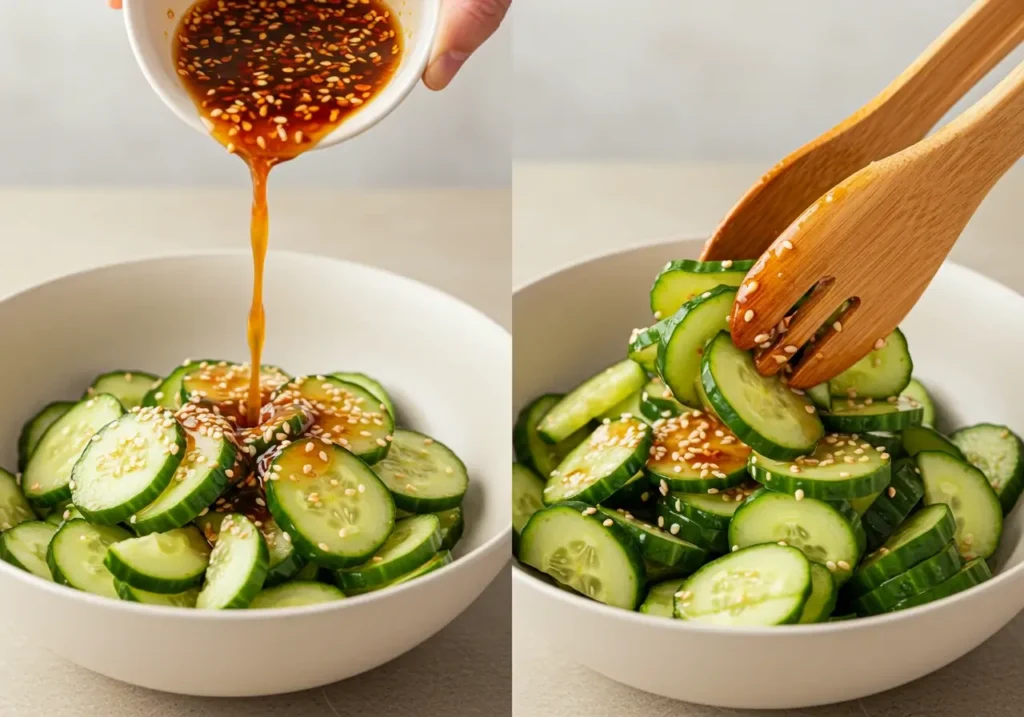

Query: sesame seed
[602,519,614,527]
[318,542,329,551]
[794,489,805,501]
[804,405,816,414]
[583,507,597,515]
[826,560,837,571]
[744,310,755,322]
[833,321,843,332]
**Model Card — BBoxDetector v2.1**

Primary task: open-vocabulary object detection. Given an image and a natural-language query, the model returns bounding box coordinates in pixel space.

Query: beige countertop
[0,187,511,717]
[512,162,1024,717]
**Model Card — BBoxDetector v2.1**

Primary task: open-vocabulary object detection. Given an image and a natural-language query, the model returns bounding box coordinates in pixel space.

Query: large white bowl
[512,237,1024,709]
[0,252,510,697]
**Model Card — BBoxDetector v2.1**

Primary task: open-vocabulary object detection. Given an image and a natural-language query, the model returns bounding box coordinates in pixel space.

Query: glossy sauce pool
[173,0,403,426]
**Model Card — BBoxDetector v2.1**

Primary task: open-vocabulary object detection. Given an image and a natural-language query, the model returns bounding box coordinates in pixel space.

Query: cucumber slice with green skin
[371,429,469,512]
[646,411,750,492]
[513,463,545,549]
[85,370,160,410]
[807,384,832,412]
[266,438,395,569]
[853,542,963,616]
[639,577,687,617]
[728,489,865,585]
[598,506,707,569]
[514,394,591,479]
[599,390,644,423]
[643,556,692,583]
[197,514,269,609]
[71,407,186,526]
[668,481,759,530]
[695,373,722,423]
[654,500,729,554]
[866,431,905,459]
[143,359,218,409]
[519,501,646,609]
[241,401,315,459]
[628,321,669,374]
[847,503,956,597]
[828,329,912,399]
[674,543,811,626]
[701,332,824,461]
[17,401,74,472]
[293,561,321,582]
[544,418,651,506]
[901,379,936,428]
[950,424,1024,515]
[657,285,737,408]
[862,458,925,551]
[902,425,964,461]
[45,505,83,527]
[798,563,837,624]
[538,360,647,443]
[181,362,291,427]
[333,514,442,592]
[602,471,653,510]
[330,372,396,422]
[47,519,131,598]
[23,395,125,508]
[649,259,754,319]
[849,490,882,516]
[889,558,992,612]
[270,376,393,464]
[830,614,858,622]
[747,434,891,500]
[0,468,35,532]
[382,549,453,589]
[104,526,211,594]
[823,396,924,433]
[132,405,237,535]
[435,506,464,551]
[639,377,689,422]
[250,581,346,609]
[0,521,57,580]
[115,580,199,607]
[918,450,1002,560]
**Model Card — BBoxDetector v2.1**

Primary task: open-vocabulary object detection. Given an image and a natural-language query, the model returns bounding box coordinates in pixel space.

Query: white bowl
[512,237,1024,709]
[0,252,510,697]
[123,0,439,151]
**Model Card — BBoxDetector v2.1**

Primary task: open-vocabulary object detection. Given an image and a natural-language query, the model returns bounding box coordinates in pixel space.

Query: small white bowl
[123,0,439,151]
[512,237,1024,709]
[0,251,510,696]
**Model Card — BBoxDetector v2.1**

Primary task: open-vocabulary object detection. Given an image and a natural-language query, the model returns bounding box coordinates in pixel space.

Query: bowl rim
[512,234,1024,635]
[0,249,512,618]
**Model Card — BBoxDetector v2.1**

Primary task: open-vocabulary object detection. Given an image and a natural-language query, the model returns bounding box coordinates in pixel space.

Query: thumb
[423,0,510,91]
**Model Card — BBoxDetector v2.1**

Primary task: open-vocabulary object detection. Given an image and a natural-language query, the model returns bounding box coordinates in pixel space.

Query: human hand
[423,0,510,91]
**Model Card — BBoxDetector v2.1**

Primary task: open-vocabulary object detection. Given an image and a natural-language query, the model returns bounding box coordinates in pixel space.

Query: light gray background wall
[0,0,510,187]
[514,0,1024,162]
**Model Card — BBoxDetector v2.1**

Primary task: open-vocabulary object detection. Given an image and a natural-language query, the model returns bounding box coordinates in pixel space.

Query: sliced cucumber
[538,361,647,443]
[85,370,160,410]
[902,425,964,460]
[115,580,199,607]
[701,332,823,460]
[861,458,925,551]
[853,542,963,616]
[250,581,345,609]
[518,501,646,609]
[598,506,706,569]
[889,558,992,612]
[144,359,217,409]
[602,471,653,510]
[196,513,269,609]
[918,450,1002,560]
[747,434,891,500]
[261,518,306,585]
[639,577,687,617]
[656,285,736,407]
[514,394,591,478]
[901,378,936,427]
[650,259,754,319]
[371,429,468,512]
[849,490,882,516]
[823,396,924,433]
[847,503,956,596]
[47,519,131,598]
[513,463,545,550]
[628,321,668,374]
[806,384,832,412]
[333,514,442,592]
[950,424,1024,515]
[293,561,321,581]
[0,468,34,531]
[265,438,395,569]
[435,506,464,551]
[544,418,651,505]
[674,543,811,626]
[646,410,750,492]
[17,401,74,472]
[643,556,691,583]
[182,361,290,426]
[654,499,729,554]
[668,480,759,530]
[23,395,125,508]
[241,401,315,458]
[866,431,905,459]
[639,377,688,422]
[383,549,453,588]
[0,521,57,580]
[828,329,912,399]
[71,407,186,525]
[728,489,865,585]
[104,526,211,594]
[598,389,644,424]
[797,563,837,624]
[330,371,396,422]
[195,503,305,587]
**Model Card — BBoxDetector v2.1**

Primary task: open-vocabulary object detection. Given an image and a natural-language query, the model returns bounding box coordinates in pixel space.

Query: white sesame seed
[794,489,805,501]
[602,519,614,527]
[744,310,755,322]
